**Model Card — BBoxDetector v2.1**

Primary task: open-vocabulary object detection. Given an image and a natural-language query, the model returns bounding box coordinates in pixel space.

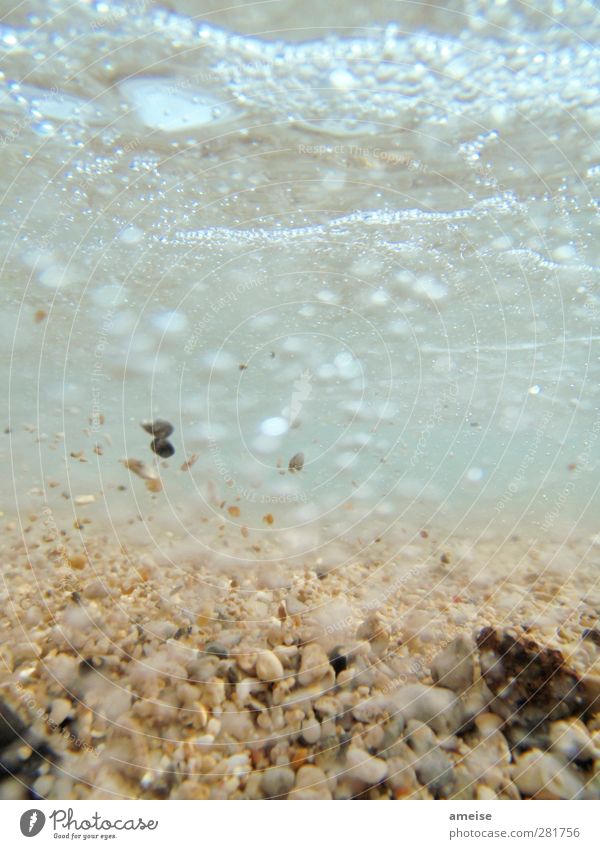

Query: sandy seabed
[1,515,600,801]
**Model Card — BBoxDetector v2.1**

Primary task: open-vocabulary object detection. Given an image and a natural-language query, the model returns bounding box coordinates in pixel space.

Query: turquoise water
[1,0,599,556]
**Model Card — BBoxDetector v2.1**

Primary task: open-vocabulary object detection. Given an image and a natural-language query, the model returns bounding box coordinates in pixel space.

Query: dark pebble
[227,665,241,684]
[151,438,175,458]
[0,700,57,789]
[205,642,228,659]
[141,419,174,439]
[582,628,600,647]
[329,646,348,676]
[79,657,103,673]
[0,701,27,749]
[288,452,305,473]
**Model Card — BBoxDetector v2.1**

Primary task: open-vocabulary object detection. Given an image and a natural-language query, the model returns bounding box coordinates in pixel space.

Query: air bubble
[260,417,288,436]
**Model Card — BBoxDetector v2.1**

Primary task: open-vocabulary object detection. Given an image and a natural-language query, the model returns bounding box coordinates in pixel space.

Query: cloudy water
[1,0,600,560]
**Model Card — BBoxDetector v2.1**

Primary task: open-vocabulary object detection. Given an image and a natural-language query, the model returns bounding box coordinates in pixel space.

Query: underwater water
[1,0,600,552]
[1,0,600,802]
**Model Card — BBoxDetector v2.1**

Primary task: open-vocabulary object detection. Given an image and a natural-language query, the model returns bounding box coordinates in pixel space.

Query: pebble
[430,634,475,693]
[301,718,321,744]
[297,643,331,686]
[356,614,390,654]
[345,746,388,785]
[548,719,596,763]
[474,712,503,738]
[83,579,109,599]
[414,748,455,796]
[476,785,498,800]
[289,765,331,800]
[203,679,226,707]
[384,755,421,797]
[313,695,342,718]
[512,749,584,799]
[49,698,72,726]
[352,697,387,724]
[204,642,228,659]
[260,766,295,798]
[390,684,464,734]
[405,719,437,755]
[256,650,284,682]
[32,775,55,797]
[236,652,256,673]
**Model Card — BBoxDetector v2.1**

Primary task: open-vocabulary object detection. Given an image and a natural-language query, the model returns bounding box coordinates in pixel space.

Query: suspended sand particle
[74,495,95,505]
[228,505,241,517]
[150,438,175,458]
[141,419,174,439]
[180,454,199,471]
[120,458,158,481]
[288,452,305,472]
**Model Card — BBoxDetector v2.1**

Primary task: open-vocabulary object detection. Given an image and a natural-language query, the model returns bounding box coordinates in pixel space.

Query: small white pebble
[256,650,284,682]
[74,494,96,505]
[345,747,388,785]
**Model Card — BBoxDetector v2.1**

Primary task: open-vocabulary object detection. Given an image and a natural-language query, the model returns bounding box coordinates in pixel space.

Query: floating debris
[288,452,305,472]
[150,437,175,458]
[141,419,174,439]
[120,458,159,481]
[180,453,199,471]
[74,494,96,506]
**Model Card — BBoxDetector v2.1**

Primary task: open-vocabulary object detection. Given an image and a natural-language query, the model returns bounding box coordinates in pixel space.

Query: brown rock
[476,627,586,726]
